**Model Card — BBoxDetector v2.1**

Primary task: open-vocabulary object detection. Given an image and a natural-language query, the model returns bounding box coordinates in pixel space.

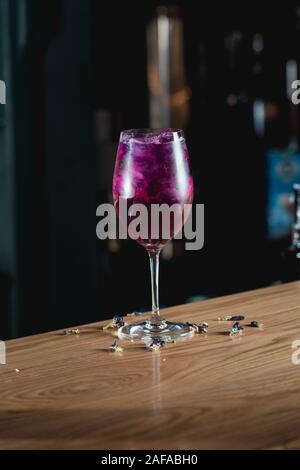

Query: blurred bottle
[282,184,300,281]
[266,6,300,242]
[147,5,191,130]
[223,30,267,239]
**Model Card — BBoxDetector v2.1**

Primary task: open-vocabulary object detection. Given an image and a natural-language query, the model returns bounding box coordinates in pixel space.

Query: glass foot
[118,320,194,341]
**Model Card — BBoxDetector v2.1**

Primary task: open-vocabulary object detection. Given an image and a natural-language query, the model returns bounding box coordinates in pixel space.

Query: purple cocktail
[113,129,194,340]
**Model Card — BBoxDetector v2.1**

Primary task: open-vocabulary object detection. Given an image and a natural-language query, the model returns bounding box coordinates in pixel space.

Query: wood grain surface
[1,282,300,450]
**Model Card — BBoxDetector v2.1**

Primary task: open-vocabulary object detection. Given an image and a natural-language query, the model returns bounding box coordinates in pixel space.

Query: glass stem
[148,250,162,326]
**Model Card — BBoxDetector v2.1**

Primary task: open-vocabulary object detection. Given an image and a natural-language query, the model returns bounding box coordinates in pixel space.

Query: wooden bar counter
[1,282,300,450]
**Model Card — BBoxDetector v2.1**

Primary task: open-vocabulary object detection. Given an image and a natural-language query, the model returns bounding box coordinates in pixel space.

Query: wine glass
[113,128,194,340]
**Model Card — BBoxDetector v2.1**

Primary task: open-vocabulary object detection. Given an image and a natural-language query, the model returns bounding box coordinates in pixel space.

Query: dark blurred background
[1,0,300,339]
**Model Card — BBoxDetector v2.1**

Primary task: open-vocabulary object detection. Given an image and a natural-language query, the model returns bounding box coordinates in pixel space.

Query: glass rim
[120,128,185,139]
